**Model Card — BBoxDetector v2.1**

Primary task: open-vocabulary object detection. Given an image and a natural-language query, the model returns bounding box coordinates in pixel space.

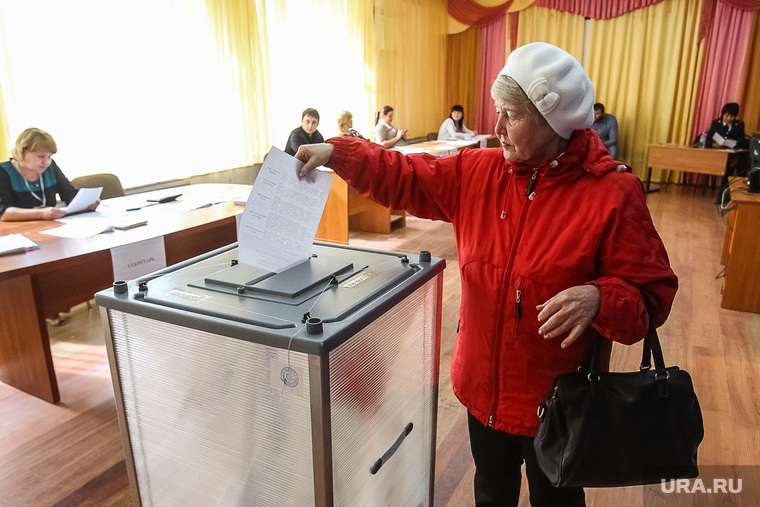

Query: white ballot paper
[62,187,102,215]
[238,146,333,272]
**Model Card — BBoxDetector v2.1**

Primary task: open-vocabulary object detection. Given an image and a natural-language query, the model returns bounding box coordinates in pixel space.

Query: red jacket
[326,130,678,436]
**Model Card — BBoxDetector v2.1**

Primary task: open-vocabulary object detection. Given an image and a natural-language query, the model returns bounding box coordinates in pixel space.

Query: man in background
[285,108,324,156]
[592,103,618,159]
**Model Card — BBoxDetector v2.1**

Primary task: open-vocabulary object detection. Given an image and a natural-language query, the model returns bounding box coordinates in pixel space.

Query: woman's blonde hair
[11,128,57,160]
[337,111,353,130]
[490,75,543,123]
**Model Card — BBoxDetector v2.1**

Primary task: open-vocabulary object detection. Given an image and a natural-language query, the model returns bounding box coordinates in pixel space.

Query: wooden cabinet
[721,178,760,313]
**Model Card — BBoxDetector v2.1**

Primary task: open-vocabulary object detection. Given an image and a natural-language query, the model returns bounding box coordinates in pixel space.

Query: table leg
[646,166,660,194]
[0,275,60,402]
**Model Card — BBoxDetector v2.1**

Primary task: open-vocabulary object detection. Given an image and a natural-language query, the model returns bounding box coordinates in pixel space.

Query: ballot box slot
[251,257,354,298]
[201,256,353,299]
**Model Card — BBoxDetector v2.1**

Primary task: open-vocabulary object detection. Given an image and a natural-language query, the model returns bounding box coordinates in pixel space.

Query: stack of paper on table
[0,233,40,256]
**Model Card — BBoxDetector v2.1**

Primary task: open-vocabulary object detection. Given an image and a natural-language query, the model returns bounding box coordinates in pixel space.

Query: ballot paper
[238,146,333,272]
[62,187,102,215]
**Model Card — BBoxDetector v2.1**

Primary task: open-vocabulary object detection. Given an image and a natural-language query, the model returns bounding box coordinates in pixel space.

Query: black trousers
[467,412,586,507]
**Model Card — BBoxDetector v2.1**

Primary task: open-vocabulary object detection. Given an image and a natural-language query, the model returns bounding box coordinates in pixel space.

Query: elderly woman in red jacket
[296,43,677,507]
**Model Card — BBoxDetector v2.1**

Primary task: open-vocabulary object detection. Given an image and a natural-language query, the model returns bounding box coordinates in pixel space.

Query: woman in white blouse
[437,105,477,140]
[374,106,407,148]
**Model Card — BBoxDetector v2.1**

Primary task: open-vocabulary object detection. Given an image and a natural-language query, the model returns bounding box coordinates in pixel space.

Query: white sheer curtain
[0,0,247,188]
[0,0,376,188]
[263,0,375,146]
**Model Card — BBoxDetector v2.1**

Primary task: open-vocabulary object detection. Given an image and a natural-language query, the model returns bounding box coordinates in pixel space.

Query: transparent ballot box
[95,242,445,507]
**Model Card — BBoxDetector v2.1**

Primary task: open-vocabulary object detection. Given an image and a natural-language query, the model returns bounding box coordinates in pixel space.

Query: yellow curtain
[0,82,9,160]
[374,0,448,138]
[347,0,377,139]
[445,26,481,126]
[205,0,375,158]
[515,6,585,63]
[738,11,760,134]
[586,0,703,180]
[205,0,272,165]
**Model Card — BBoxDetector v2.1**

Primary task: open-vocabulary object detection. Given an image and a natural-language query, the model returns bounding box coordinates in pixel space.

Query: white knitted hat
[498,42,594,139]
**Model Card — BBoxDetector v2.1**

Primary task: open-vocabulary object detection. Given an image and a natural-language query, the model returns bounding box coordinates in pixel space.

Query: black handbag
[533,325,704,488]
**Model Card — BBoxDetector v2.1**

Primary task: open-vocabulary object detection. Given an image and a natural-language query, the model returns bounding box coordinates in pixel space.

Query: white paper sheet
[237,146,333,273]
[40,218,116,238]
[62,187,102,214]
[111,237,167,281]
[0,233,40,255]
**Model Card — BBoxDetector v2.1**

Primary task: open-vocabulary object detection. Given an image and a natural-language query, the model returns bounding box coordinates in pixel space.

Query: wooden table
[315,137,498,238]
[314,172,404,239]
[0,183,251,402]
[645,144,744,193]
[720,177,760,313]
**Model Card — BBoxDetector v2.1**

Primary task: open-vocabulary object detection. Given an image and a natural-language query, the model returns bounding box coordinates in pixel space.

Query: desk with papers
[0,183,251,403]
[645,144,745,192]
[394,134,494,157]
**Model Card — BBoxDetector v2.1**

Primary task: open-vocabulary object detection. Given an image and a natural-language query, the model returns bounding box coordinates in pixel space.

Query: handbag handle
[639,327,666,372]
[587,306,667,377]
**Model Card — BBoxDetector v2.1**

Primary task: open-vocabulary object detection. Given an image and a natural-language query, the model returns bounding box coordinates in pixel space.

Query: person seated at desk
[374,105,407,148]
[285,108,324,156]
[705,102,748,150]
[591,103,618,159]
[0,127,96,222]
[705,103,749,202]
[337,111,367,140]
[437,105,477,140]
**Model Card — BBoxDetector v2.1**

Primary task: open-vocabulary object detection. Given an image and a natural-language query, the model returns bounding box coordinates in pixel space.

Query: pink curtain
[691,1,754,142]
[687,0,753,185]
[722,0,760,8]
[474,17,507,135]
[699,0,760,41]
[531,0,664,19]
[448,0,514,26]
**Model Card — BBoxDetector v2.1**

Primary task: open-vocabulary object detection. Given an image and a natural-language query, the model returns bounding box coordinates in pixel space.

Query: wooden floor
[1,184,759,506]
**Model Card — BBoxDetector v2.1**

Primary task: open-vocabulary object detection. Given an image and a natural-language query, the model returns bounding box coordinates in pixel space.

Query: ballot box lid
[96,242,445,354]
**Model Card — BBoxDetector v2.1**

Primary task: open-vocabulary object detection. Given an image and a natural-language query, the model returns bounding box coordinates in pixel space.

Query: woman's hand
[536,285,601,348]
[296,143,334,178]
[87,200,100,211]
[401,129,408,140]
[41,207,67,220]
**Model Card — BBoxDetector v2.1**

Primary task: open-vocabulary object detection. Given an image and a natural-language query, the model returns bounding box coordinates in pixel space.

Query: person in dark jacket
[0,128,96,221]
[705,103,750,203]
[284,108,324,156]
[294,43,677,507]
[705,102,747,150]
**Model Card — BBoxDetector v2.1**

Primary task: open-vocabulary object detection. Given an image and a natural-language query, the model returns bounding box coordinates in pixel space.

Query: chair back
[427,132,438,141]
[71,173,126,199]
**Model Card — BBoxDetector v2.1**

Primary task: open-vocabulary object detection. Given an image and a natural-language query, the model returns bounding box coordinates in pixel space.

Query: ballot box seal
[280,366,299,388]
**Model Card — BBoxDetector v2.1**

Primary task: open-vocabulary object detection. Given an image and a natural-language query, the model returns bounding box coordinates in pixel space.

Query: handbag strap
[639,326,666,371]
[588,301,667,376]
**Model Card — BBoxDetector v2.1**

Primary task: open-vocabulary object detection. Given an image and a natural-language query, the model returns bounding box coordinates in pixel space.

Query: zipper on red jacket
[514,277,523,320]
[513,276,524,340]
[487,168,538,427]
